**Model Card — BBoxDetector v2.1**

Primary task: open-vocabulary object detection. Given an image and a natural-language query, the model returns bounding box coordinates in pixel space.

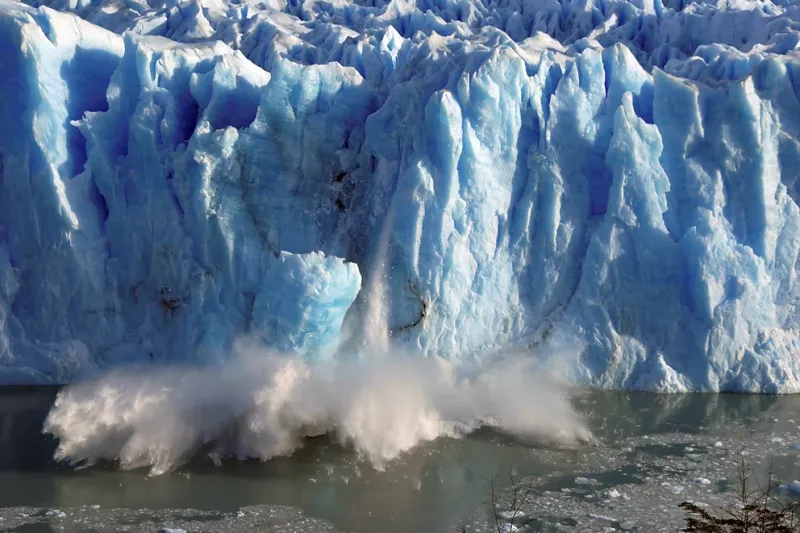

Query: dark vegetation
[679,456,800,533]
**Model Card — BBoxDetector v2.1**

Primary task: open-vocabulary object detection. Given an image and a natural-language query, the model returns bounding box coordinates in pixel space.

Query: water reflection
[577,390,800,440]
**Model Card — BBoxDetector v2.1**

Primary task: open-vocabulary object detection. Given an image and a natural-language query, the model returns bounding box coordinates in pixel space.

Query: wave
[43,340,592,475]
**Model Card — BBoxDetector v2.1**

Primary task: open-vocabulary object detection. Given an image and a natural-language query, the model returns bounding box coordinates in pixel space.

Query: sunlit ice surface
[2,0,800,393]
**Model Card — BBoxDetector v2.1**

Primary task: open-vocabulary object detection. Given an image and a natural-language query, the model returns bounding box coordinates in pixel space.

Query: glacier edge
[2,0,800,391]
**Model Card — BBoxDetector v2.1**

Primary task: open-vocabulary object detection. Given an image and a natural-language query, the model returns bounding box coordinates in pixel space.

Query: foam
[44,341,591,474]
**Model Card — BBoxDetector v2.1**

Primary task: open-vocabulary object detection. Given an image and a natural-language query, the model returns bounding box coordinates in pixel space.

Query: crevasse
[1,0,800,391]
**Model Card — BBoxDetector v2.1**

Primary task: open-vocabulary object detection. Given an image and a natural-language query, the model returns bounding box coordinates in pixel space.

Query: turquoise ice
[2,0,800,391]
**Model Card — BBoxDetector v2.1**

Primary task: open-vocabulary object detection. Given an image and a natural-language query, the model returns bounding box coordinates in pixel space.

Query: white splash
[360,199,396,355]
[43,340,592,475]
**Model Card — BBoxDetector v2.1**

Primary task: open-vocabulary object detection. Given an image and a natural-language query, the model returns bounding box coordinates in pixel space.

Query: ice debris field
[2,0,800,392]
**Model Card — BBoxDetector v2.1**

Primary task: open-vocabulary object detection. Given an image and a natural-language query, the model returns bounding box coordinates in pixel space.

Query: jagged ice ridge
[2,0,800,392]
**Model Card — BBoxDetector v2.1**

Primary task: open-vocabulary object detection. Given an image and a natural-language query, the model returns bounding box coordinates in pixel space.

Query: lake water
[0,388,798,532]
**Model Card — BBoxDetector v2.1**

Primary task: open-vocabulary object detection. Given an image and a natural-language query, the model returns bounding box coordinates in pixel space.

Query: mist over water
[43,206,592,475]
[43,340,592,475]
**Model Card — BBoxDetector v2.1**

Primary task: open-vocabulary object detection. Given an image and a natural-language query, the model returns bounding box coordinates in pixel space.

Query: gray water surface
[0,388,798,533]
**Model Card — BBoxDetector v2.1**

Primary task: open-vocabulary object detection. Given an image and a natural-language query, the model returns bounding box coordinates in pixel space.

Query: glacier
[1,0,800,392]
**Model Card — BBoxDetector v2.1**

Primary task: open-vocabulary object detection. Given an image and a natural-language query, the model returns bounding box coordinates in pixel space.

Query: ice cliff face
[2,0,800,391]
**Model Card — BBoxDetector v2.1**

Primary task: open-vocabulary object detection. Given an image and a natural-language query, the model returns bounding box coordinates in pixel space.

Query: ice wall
[2,0,800,391]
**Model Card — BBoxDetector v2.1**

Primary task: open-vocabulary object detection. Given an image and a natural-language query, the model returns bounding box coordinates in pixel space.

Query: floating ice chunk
[662,482,685,494]
[497,511,527,521]
[590,514,618,523]
[778,480,800,495]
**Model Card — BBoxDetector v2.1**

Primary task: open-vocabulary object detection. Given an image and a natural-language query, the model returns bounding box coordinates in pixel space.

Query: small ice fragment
[695,477,711,485]
[605,488,621,499]
[620,521,636,530]
[575,477,599,485]
[499,523,519,533]
[770,437,784,444]
[662,482,684,494]
[714,441,723,448]
[158,529,187,533]
[589,514,617,522]
[778,480,800,494]
[685,446,694,452]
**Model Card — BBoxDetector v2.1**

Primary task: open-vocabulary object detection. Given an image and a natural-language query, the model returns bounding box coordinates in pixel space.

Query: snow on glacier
[2,0,800,391]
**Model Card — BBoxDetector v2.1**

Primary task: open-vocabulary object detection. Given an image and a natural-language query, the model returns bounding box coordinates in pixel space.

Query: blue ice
[2,0,800,391]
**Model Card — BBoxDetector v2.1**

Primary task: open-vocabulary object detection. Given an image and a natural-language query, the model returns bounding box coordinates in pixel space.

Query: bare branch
[679,455,800,533]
